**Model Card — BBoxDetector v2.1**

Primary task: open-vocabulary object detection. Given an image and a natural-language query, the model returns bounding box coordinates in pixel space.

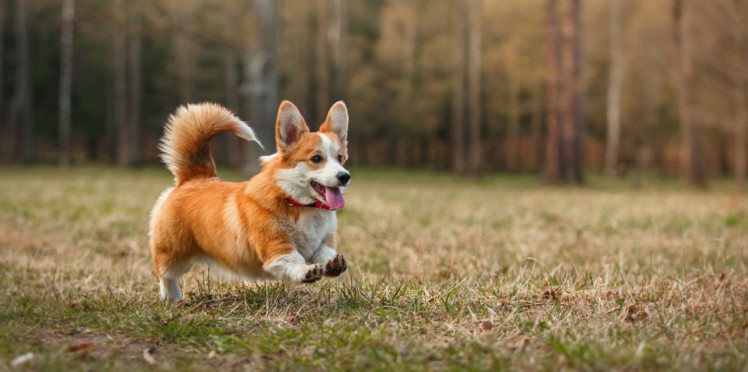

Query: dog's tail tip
[159,102,261,185]
[235,120,264,150]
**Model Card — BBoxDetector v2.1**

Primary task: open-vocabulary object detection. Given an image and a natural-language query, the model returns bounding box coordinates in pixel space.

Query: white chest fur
[292,210,337,260]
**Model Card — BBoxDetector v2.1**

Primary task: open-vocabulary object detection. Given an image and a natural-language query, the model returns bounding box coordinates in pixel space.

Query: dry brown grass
[0,167,746,370]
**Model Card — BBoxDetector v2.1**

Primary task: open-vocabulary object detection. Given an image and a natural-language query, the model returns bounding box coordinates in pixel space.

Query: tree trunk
[329,0,347,101]
[399,0,416,118]
[544,0,563,182]
[15,0,33,163]
[113,0,129,166]
[316,0,329,124]
[452,0,468,175]
[736,83,746,193]
[605,0,623,178]
[563,0,584,183]
[506,61,520,172]
[58,0,75,167]
[531,82,544,172]
[222,15,241,169]
[128,0,142,165]
[467,0,482,176]
[673,0,706,187]
[286,0,312,114]
[396,138,408,168]
[174,2,194,103]
[0,0,5,160]
[246,0,278,169]
[427,132,439,171]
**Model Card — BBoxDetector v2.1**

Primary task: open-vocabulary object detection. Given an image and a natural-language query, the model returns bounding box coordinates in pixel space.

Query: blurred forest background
[0,0,747,188]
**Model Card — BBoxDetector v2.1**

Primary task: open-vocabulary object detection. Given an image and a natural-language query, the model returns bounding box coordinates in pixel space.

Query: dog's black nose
[337,172,351,185]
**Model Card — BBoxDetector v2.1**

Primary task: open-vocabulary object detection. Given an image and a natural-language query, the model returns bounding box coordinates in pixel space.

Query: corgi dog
[149,100,350,302]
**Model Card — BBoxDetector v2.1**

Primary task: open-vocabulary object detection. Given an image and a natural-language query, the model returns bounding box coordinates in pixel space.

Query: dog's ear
[319,101,348,147]
[275,101,309,152]
[320,101,348,148]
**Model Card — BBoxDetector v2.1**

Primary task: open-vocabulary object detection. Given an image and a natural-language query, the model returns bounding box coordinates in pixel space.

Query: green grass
[1,167,746,370]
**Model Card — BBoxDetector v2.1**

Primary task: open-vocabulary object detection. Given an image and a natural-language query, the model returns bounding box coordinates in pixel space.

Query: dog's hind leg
[158,263,192,302]
[159,276,182,302]
[152,245,192,302]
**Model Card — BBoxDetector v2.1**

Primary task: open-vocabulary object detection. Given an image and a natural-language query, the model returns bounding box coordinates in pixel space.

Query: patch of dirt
[28,328,161,363]
[12,328,262,369]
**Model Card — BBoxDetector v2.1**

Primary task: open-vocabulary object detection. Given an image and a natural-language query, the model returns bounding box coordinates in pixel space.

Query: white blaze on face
[274,133,349,206]
[311,133,347,187]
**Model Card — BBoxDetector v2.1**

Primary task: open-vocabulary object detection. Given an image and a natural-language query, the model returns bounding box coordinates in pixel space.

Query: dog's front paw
[301,264,324,283]
[324,255,347,277]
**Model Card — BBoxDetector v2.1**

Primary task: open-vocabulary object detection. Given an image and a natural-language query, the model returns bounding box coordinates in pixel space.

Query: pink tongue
[324,187,345,209]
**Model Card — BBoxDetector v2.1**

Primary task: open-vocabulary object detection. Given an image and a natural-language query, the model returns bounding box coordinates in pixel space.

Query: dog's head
[265,100,350,209]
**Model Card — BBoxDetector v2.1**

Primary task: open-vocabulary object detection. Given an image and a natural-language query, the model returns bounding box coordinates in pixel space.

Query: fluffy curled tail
[159,103,262,185]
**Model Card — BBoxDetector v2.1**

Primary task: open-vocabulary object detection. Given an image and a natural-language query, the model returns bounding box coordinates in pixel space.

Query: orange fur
[149,101,350,301]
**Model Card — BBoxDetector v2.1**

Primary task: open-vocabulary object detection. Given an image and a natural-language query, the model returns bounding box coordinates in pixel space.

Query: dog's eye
[337,155,343,163]
[311,155,323,163]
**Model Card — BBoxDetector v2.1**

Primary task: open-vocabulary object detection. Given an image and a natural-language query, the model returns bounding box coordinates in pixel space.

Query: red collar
[284,197,335,211]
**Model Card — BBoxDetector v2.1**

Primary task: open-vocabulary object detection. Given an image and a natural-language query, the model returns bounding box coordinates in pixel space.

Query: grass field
[1,167,746,370]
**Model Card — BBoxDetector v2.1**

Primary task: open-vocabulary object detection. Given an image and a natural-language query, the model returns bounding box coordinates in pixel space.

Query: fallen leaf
[67,343,93,356]
[477,320,494,331]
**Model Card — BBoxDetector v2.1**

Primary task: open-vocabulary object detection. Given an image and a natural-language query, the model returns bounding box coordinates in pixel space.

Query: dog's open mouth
[311,181,345,209]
